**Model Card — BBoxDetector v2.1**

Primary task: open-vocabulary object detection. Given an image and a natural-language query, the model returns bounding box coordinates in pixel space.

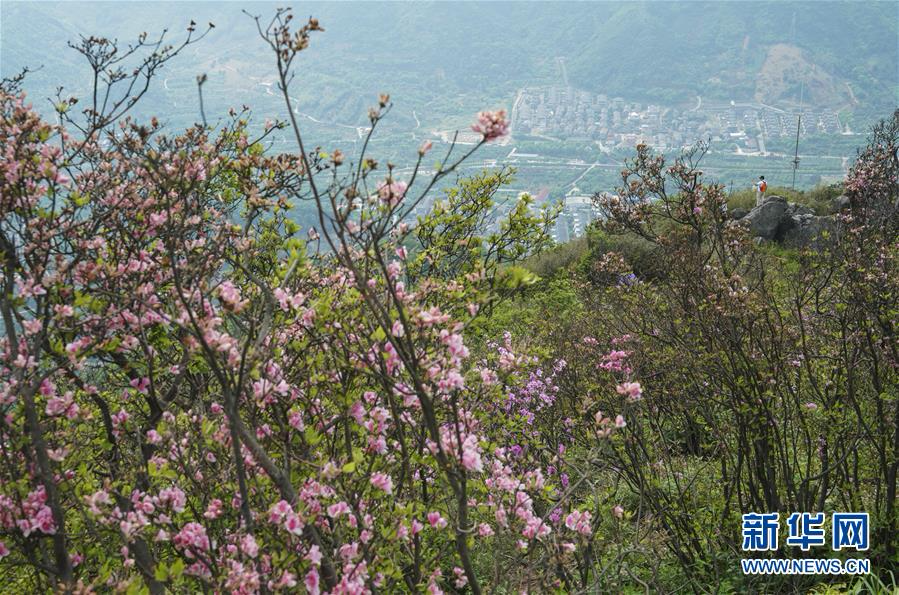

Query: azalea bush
[499,118,897,590]
[2,6,896,593]
[468,115,896,591]
[0,9,638,594]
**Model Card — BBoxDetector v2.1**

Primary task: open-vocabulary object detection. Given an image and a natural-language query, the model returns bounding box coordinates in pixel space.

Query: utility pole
[791,114,801,190]
[791,78,804,190]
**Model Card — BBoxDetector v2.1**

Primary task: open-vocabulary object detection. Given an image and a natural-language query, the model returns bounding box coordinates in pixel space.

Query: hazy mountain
[3,2,895,129]
[566,2,897,108]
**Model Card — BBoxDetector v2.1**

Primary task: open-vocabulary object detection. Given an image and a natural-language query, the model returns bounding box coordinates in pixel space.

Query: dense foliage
[502,117,899,591]
[1,8,897,594]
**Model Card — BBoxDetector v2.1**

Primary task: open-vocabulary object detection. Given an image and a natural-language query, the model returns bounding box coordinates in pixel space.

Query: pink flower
[460,435,483,472]
[564,510,593,536]
[274,287,290,311]
[39,379,55,397]
[471,109,509,141]
[173,522,210,557]
[45,392,78,419]
[338,542,360,562]
[241,534,259,558]
[305,569,321,595]
[453,567,468,588]
[112,408,130,429]
[418,140,433,155]
[157,487,186,513]
[614,415,626,428]
[370,472,393,494]
[284,513,304,535]
[613,505,624,519]
[427,511,447,529]
[272,571,297,590]
[0,541,8,558]
[85,490,111,515]
[22,319,42,335]
[616,382,642,401]
[149,212,168,227]
[327,501,351,518]
[288,410,305,431]
[54,304,74,318]
[203,499,223,520]
[377,180,408,207]
[391,319,405,337]
[269,500,292,522]
[305,544,322,566]
[218,281,248,312]
[130,377,150,394]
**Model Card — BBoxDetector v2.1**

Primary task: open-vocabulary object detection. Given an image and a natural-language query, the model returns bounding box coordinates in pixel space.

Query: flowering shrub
[553,120,896,589]
[2,6,894,592]
[0,10,633,594]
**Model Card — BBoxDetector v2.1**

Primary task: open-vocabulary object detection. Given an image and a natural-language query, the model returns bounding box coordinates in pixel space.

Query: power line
[791,113,801,190]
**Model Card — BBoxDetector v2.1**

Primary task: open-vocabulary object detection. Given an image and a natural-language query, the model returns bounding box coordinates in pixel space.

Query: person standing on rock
[754,175,768,206]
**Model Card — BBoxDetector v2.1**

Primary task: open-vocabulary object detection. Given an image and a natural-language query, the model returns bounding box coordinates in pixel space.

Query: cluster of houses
[512,86,848,154]
[513,87,677,147]
[759,108,844,137]
[549,192,605,244]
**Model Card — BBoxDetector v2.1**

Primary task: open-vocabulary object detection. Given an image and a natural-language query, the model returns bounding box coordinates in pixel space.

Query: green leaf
[154,563,168,582]
[170,559,185,578]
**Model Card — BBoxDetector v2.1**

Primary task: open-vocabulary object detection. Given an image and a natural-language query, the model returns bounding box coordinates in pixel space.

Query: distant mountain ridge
[563,2,896,110]
[2,2,895,133]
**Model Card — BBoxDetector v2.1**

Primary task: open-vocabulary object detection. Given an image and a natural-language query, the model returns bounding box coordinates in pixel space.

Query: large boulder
[783,214,838,248]
[833,195,852,212]
[739,195,840,248]
[786,203,815,217]
[729,207,749,220]
[744,195,789,240]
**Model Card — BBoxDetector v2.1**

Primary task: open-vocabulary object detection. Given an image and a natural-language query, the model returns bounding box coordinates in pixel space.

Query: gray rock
[787,204,815,217]
[833,195,851,211]
[783,215,838,248]
[738,194,840,248]
[729,207,749,220]
[744,195,788,240]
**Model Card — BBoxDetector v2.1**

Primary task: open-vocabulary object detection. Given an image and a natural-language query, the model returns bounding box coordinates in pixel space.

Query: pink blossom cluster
[0,487,56,537]
[376,179,408,207]
[471,109,510,141]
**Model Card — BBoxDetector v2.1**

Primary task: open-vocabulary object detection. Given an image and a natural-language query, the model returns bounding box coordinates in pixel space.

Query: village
[512,85,847,154]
